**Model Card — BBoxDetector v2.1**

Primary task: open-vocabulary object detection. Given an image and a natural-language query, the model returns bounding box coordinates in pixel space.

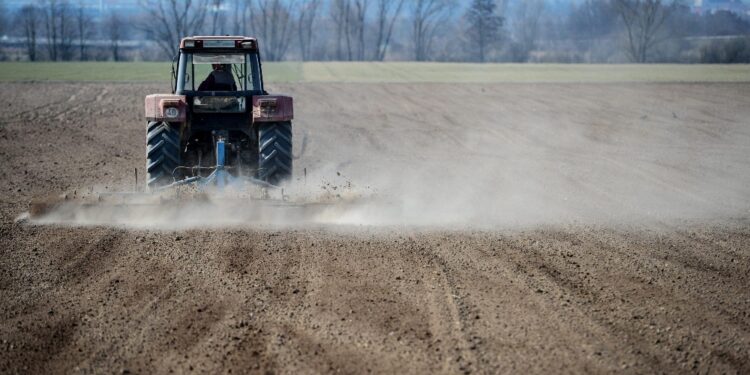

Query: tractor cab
[174,36,264,114]
[175,36,264,94]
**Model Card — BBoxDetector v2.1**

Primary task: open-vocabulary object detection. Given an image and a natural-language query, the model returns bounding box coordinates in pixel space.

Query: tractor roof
[179,36,258,49]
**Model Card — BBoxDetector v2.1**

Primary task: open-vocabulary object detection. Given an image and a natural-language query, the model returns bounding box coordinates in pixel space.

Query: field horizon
[1,61,750,83]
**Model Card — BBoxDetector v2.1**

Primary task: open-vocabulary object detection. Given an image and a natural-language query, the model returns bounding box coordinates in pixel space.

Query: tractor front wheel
[257,121,293,185]
[146,121,181,189]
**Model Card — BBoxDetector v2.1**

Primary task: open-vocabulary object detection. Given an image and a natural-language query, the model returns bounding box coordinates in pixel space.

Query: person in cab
[198,64,237,91]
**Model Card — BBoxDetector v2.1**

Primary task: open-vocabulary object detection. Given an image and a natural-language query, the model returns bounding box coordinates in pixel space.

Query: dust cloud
[26,83,750,229]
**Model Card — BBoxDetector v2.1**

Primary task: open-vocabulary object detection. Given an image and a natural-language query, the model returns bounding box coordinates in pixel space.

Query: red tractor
[145,36,293,190]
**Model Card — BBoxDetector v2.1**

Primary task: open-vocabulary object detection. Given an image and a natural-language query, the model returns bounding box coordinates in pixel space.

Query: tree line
[2,0,750,63]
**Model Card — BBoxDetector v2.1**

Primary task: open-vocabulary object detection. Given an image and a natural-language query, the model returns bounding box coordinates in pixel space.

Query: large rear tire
[257,121,293,185]
[146,121,181,189]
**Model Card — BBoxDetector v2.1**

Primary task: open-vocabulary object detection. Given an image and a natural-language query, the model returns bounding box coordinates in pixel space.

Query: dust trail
[26,174,377,229]
[24,83,750,229]
[27,155,750,230]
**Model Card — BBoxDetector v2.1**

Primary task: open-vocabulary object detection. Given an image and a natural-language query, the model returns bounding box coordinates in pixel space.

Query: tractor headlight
[164,107,179,118]
[258,99,278,116]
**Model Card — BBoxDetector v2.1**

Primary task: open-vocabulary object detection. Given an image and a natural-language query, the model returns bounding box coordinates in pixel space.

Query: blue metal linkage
[215,138,227,189]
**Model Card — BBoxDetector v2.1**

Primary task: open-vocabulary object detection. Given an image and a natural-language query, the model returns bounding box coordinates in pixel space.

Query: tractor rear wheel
[257,121,293,185]
[146,121,181,189]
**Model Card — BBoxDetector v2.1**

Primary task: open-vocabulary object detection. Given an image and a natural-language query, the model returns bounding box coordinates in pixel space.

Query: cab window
[182,53,261,92]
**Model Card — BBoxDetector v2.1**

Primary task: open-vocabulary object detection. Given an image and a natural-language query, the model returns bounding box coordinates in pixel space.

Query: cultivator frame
[153,135,279,192]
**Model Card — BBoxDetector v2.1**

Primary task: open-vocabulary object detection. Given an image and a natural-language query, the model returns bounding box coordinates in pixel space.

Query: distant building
[693,0,750,16]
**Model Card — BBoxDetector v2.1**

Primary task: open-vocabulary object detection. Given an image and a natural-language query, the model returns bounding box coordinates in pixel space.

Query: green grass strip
[1,62,749,83]
[302,62,750,83]
[0,61,302,83]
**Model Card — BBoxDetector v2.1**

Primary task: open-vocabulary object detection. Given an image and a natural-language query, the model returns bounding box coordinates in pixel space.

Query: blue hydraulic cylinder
[216,139,225,167]
[216,139,226,189]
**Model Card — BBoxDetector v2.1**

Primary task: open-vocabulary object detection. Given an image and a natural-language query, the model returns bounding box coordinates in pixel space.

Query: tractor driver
[198,63,237,91]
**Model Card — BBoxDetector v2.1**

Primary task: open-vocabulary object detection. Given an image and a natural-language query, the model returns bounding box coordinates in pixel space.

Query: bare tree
[465,0,503,62]
[19,5,40,61]
[106,12,123,61]
[43,0,75,61]
[74,1,94,60]
[513,0,544,62]
[0,1,6,39]
[140,0,208,58]
[330,0,368,61]
[567,0,618,39]
[232,0,249,35]
[43,0,59,60]
[0,0,7,62]
[614,0,676,63]
[330,0,344,60]
[247,0,296,61]
[373,0,404,61]
[59,2,75,60]
[209,0,224,35]
[330,0,355,60]
[412,0,453,61]
[343,0,353,60]
[296,0,321,61]
[350,0,368,60]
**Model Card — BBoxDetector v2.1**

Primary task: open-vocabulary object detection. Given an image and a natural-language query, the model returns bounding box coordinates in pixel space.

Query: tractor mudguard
[252,95,293,123]
[145,94,187,122]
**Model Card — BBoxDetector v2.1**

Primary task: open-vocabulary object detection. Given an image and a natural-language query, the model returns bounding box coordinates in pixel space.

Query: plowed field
[1,82,749,374]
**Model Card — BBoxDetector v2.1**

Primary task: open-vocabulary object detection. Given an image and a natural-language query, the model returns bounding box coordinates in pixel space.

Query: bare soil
[0,82,749,374]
